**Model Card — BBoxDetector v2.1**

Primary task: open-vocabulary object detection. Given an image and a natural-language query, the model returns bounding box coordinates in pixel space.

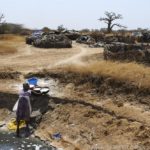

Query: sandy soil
[0,41,102,73]
[0,39,150,150]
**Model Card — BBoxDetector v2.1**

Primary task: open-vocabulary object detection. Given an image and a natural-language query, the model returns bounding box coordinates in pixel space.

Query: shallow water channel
[0,131,55,150]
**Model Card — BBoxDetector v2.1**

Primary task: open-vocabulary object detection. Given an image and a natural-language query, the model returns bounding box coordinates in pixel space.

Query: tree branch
[98,17,109,22]
[111,23,126,29]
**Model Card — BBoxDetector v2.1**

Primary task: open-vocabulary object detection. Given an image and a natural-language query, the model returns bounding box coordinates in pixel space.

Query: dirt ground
[0,39,101,93]
[0,41,102,72]
[0,37,150,150]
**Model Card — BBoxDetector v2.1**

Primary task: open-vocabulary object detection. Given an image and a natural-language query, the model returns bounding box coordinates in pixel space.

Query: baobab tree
[99,11,126,33]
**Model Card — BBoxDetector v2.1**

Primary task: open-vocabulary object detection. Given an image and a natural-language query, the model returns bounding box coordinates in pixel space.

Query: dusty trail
[48,44,102,68]
[52,47,87,66]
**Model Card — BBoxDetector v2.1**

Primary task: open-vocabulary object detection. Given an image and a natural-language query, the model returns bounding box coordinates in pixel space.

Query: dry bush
[64,61,150,89]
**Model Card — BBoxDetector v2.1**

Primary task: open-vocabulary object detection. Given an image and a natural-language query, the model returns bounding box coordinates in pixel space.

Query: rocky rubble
[76,35,96,45]
[26,31,43,45]
[89,42,105,48]
[105,35,135,44]
[104,42,150,63]
[26,32,72,48]
[141,31,150,43]
[89,31,150,48]
[33,34,72,48]
[62,30,80,40]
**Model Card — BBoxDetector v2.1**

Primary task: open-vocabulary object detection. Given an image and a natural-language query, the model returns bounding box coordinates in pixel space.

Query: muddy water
[0,131,55,150]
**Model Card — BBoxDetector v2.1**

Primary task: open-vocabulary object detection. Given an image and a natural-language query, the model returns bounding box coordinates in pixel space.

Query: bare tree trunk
[107,21,112,33]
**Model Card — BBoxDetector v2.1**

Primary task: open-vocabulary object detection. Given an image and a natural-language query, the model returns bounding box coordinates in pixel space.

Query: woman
[16,83,32,137]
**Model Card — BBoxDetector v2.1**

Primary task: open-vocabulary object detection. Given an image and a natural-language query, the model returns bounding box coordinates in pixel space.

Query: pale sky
[0,0,150,30]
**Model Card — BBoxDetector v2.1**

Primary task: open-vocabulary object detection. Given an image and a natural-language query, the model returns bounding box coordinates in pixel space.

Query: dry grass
[0,34,25,42]
[0,34,25,55]
[0,44,17,55]
[64,61,150,89]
